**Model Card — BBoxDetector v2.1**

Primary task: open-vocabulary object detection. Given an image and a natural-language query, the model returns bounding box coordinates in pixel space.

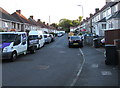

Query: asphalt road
[2,34,83,86]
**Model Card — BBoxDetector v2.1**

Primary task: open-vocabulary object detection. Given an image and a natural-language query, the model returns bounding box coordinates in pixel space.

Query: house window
[12,22,16,29]
[109,22,113,28]
[107,8,111,16]
[102,24,106,29]
[17,24,20,29]
[114,4,118,12]
[3,22,8,28]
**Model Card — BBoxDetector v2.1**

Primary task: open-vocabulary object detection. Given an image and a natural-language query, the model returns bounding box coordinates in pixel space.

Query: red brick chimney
[16,10,21,14]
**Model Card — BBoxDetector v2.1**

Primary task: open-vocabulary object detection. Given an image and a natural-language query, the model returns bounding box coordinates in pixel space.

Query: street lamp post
[77,5,84,19]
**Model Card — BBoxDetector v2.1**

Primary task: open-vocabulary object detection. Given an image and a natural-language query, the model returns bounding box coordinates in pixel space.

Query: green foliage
[58,19,73,32]
[50,23,58,29]
[58,16,83,33]
[78,16,83,22]
[72,20,79,27]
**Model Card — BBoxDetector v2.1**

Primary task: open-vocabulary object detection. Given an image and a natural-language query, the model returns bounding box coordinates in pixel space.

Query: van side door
[13,34,22,54]
[21,33,27,52]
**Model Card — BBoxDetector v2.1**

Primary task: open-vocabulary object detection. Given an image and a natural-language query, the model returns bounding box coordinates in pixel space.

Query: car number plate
[73,43,78,45]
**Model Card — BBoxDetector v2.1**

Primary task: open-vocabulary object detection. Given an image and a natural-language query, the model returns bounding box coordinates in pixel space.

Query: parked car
[0,32,28,61]
[49,34,54,42]
[44,34,51,44]
[57,33,63,37]
[101,38,105,45]
[29,30,45,49]
[68,36,83,48]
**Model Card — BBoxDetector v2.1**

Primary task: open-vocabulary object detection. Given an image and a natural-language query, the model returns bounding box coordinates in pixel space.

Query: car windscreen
[29,35,38,40]
[70,36,80,40]
[44,35,47,38]
[1,34,18,43]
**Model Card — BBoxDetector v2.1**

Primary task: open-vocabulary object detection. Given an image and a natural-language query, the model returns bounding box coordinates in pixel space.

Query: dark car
[68,36,83,48]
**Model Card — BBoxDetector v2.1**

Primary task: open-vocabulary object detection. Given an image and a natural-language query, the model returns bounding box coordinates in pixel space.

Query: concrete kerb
[70,48,85,87]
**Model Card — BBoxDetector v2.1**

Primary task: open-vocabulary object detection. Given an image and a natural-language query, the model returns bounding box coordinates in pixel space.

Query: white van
[0,32,27,61]
[29,30,45,49]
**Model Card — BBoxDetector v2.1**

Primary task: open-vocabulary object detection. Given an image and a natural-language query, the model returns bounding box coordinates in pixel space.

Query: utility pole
[77,5,84,20]
[49,16,51,25]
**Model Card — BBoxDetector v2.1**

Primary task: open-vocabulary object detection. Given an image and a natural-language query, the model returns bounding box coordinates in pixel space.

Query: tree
[72,20,79,27]
[78,16,83,23]
[58,19,73,32]
[50,23,58,29]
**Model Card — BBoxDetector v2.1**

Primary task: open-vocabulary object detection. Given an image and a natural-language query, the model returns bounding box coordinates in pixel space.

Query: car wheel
[69,45,72,48]
[30,49,36,54]
[10,52,17,62]
[105,60,111,65]
[23,51,27,55]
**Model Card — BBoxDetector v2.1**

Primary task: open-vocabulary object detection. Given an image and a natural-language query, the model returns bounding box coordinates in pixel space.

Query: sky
[0,0,106,24]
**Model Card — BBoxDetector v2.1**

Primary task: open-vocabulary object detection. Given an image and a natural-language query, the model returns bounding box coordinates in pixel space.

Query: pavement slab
[75,46,119,87]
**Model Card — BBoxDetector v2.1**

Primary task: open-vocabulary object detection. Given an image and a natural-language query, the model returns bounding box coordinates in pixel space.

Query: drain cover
[59,51,66,54]
[91,64,98,68]
[101,71,112,76]
[37,65,49,70]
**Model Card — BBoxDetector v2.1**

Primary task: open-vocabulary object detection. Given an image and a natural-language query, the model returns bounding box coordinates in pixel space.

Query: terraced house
[0,7,22,32]
[0,8,57,33]
[80,0,120,37]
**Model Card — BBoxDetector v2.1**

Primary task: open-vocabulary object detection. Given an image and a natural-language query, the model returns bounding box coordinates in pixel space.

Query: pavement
[75,46,119,87]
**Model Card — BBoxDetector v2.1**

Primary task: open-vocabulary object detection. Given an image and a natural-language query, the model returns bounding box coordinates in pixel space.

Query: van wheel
[23,51,27,55]
[10,52,17,62]
[105,60,110,65]
[30,49,36,54]
[69,45,72,48]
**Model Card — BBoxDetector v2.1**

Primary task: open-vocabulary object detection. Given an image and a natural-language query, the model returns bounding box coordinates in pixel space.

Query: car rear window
[70,36,80,40]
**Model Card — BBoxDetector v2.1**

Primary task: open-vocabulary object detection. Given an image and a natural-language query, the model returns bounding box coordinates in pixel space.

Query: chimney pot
[30,16,33,19]
[16,10,21,14]
[106,0,112,4]
[90,13,93,17]
[38,19,41,22]
[95,8,99,13]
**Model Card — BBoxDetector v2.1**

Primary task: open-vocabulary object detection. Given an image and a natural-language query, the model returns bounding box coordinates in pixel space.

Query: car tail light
[69,39,73,42]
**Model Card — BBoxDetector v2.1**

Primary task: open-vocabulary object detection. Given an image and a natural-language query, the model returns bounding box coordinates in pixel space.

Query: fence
[105,29,120,44]
[84,36,104,46]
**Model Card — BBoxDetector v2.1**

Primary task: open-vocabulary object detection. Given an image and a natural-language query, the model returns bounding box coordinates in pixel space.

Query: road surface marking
[91,64,99,68]
[70,48,85,86]
[37,65,49,70]
[101,71,112,76]
[59,51,66,54]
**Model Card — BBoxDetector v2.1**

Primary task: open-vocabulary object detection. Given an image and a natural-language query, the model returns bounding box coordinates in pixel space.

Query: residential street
[2,34,84,86]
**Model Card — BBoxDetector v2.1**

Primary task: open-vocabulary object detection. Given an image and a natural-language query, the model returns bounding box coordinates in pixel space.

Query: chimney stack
[43,22,45,24]
[37,19,41,22]
[30,15,33,19]
[95,8,99,13]
[106,0,112,4]
[47,23,49,25]
[90,13,93,17]
[83,19,86,22]
[16,10,21,14]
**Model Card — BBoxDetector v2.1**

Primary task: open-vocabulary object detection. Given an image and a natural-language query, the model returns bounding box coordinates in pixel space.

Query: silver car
[44,34,51,44]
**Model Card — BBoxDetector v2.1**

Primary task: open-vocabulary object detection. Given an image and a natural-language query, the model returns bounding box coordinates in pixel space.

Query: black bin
[93,38,99,48]
[105,45,118,65]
